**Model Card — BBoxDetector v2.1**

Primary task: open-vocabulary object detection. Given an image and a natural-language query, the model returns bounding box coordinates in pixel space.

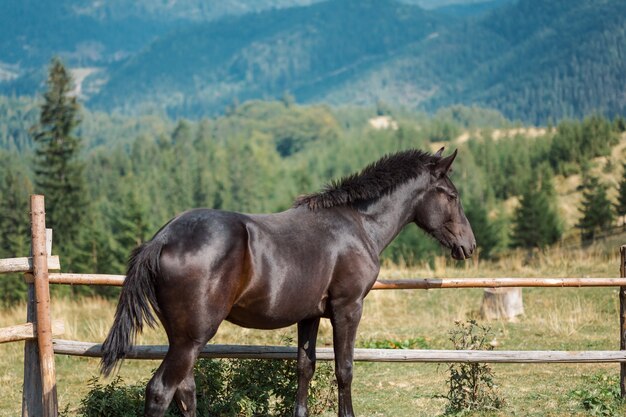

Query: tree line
[0,59,625,304]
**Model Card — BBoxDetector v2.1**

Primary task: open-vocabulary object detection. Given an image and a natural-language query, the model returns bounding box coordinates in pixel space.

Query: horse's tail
[100,240,163,377]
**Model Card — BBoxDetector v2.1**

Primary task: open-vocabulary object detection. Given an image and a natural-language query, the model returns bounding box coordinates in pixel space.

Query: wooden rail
[45,273,626,288]
[0,256,60,274]
[35,273,124,285]
[0,321,64,344]
[373,277,626,289]
[52,339,626,363]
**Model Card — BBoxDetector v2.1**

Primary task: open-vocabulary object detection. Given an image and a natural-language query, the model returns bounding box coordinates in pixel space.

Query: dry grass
[1,241,626,416]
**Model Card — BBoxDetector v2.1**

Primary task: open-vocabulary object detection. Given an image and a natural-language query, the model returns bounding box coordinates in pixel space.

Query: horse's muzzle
[451,242,475,260]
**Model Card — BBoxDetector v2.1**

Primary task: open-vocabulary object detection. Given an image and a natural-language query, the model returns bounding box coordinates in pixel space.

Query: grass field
[1,240,626,416]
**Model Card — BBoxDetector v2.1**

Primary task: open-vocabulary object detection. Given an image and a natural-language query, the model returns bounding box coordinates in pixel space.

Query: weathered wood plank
[30,196,57,417]
[22,285,42,417]
[44,274,626,288]
[0,256,60,274]
[52,339,626,363]
[619,246,626,399]
[22,229,53,417]
[47,273,125,286]
[373,277,626,289]
[0,320,64,344]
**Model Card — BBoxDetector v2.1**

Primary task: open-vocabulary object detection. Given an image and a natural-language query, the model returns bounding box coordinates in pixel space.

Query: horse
[100,147,476,417]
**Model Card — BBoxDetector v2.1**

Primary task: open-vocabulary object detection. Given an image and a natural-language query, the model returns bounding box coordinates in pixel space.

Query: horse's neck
[358,177,427,254]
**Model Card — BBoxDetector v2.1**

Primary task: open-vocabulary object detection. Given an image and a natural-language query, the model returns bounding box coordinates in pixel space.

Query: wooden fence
[2,194,626,417]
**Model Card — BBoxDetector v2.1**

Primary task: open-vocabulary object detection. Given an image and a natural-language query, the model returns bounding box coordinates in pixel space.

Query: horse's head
[415,148,476,260]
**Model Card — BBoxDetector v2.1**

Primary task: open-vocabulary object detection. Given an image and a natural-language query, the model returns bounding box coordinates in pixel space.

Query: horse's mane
[294,149,438,210]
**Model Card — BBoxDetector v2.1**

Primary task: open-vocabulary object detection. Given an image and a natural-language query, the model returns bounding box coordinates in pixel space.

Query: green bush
[570,374,624,417]
[441,320,505,415]
[0,273,28,307]
[70,376,144,417]
[69,356,336,417]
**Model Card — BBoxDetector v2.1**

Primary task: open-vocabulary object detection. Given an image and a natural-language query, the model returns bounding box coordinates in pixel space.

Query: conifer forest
[1,55,625,304]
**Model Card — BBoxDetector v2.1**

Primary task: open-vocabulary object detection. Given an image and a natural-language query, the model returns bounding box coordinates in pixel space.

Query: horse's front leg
[330,299,363,417]
[294,317,321,417]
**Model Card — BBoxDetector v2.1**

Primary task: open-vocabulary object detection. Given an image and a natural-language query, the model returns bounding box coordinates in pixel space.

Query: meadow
[2,238,626,416]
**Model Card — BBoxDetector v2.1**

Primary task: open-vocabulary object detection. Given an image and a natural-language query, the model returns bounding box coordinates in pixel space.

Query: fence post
[21,284,43,417]
[22,228,52,417]
[619,245,626,399]
[26,196,57,417]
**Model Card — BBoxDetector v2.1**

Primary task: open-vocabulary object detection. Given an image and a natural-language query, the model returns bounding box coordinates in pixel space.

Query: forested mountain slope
[0,0,624,123]
[325,0,626,123]
[464,0,626,122]
[2,95,624,272]
[89,0,442,116]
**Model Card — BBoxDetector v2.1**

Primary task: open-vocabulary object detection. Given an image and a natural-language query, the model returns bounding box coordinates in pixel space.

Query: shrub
[70,356,336,417]
[441,320,505,415]
[570,374,624,417]
[69,376,144,417]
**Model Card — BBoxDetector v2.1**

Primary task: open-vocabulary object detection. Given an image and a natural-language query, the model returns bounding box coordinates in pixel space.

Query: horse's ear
[434,147,445,157]
[433,149,457,177]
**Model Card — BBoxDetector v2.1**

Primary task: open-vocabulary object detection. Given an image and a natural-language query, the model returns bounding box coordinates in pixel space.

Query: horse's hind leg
[144,339,204,417]
[144,299,228,417]
[173,371,196,417]
[148,222,247,416]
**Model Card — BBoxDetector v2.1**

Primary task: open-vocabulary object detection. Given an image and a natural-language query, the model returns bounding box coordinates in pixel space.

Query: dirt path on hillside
[455,127,548,143]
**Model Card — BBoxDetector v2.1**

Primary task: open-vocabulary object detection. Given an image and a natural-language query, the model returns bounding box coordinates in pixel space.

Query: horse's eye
[436,186,457,201]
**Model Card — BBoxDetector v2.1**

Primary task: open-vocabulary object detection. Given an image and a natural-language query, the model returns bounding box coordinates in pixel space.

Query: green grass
[2,240,626,416]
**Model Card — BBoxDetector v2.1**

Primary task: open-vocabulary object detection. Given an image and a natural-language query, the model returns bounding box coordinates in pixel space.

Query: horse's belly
[225,311,298,329]
[226,292,328,330]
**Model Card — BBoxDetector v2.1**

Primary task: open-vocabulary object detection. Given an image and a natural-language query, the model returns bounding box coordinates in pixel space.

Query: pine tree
[169,120,196,210]
[464,196,501,259]
[112,185,151,255]
[32,58,88,268]
[578,176,615,243]
[0,154,32,258]
[0,153,33,305]
[511,172,562,249]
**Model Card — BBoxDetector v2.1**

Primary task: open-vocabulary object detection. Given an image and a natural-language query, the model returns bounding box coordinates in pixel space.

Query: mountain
[0,0,321,92]
[321,0,626,123]
[466,0,626,122]
[0,1,175,95]
[89,0,442,116]
[0,0,624,123]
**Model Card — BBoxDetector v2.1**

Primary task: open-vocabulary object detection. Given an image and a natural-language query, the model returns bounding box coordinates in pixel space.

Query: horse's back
[157,208,247,265]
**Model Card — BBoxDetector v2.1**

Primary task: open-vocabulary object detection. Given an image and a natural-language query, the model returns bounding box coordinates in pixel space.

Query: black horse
[101,148,475,417]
